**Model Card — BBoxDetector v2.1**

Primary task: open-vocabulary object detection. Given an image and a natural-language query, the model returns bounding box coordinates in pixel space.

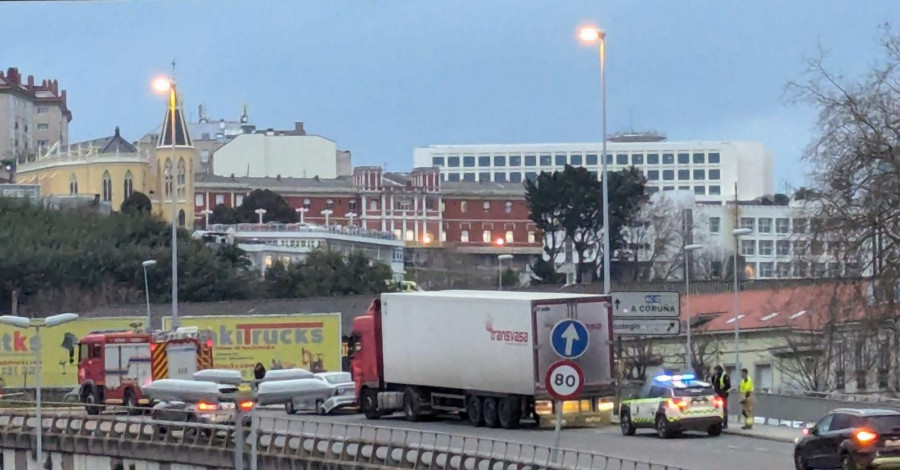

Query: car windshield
[321,373,351,384]
[867,415,900,433]
[672,386,714,397]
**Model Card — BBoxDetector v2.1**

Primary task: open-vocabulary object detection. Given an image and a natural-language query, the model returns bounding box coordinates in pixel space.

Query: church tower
[154,91,195,228]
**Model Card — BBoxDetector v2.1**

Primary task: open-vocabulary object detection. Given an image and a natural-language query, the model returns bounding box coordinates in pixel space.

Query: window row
[740,239,841,257]
[740,216,812,234]
[433,152,722,168]
[647,185,722,196]
[748,261,859,279]
[647,169,720,181]
[70,171,135,202]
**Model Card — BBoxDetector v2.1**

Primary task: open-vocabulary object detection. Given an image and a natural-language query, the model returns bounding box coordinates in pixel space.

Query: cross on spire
[171,59,176,77]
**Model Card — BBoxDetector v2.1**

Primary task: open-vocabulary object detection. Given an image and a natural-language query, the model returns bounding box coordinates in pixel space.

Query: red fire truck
[77,326,214,414]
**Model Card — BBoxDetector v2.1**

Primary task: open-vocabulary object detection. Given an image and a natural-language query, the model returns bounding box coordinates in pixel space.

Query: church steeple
[156,102,193,148]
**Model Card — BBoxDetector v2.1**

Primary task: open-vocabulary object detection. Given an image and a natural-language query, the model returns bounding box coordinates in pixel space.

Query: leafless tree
[688,326,721,379]
[622,337,664,381]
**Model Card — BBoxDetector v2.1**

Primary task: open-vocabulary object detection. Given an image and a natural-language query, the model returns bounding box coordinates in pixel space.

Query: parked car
[316,372,357,415]
[794,407,900,470]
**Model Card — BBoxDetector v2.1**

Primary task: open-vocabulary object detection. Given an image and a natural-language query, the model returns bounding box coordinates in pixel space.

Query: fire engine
[77,326,214,414]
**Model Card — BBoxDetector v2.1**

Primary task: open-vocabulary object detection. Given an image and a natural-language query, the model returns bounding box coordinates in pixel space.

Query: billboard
[0,317,144,388]
[164,314,342,380]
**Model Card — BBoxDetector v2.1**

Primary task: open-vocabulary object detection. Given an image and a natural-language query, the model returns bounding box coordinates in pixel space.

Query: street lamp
[683,244,703,371]
[296,207,309,224]
[321,209,333,226]
[498,254,514,290]
[200,209,213,228]
[152,75,180,330]
[345,212,358,226]
[254,208,267,225]
[578,25,611,295]
[0,313,79,465]
[141,260,157,330]
[731,227,753,372]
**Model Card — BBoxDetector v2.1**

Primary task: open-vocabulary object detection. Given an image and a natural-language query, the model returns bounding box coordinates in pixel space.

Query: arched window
[164,158,173,197]
[176,157,186,198]
[178,209,185,227]
[69,174,78,195]
[124,171,134,199]
[101,171,112,202]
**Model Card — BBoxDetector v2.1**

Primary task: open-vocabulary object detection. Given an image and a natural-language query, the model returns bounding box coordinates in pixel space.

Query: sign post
[545,360,585,463]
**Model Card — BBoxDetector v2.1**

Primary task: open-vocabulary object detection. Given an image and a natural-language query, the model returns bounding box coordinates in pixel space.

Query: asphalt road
[254,408,796,470]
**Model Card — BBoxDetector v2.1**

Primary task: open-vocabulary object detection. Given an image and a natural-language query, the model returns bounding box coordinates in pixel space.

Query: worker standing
[711,365,731,429]
[739,368,755,430]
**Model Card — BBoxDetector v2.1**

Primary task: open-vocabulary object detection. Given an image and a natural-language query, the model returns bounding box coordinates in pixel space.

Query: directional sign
[544,360,585,401]
[549,319,589,359]
[613,318,681,336]
[612,291,680,318]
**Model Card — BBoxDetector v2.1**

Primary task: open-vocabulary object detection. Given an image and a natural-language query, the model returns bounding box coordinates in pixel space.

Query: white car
[284,371,356,415]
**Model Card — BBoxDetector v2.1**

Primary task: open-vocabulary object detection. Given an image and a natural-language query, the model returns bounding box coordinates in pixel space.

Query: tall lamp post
[200,209,213,228]
[254,208,267,225]
[296,207,309,224]
[141,260,157,330]
[731,227,753,371]
[578,26,610,295]
[0,313,79,465]
[345,212,358,227]
[321,209,333,226]
[152,75,180,330]
[683,244,703,371]
[498,254,514,290]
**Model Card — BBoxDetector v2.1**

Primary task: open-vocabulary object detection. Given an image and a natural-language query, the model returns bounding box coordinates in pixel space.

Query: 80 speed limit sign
[544,359,585,401]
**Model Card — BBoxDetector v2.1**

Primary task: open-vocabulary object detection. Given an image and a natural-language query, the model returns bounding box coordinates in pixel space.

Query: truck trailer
[349,290,615,429]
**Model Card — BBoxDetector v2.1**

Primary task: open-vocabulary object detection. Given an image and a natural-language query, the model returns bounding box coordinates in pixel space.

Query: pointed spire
[157,102,193,148]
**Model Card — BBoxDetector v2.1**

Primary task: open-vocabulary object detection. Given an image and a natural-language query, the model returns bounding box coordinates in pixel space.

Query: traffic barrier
[0,404,686,469]
[724,390,900,428]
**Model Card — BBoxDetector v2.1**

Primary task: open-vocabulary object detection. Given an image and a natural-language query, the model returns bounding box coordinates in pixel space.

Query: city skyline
[3,0,899,191]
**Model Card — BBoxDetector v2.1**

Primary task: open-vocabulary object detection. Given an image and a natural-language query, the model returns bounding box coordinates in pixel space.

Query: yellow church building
[15,104,196,228]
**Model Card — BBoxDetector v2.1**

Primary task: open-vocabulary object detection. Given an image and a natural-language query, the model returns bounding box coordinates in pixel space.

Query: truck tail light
[238,400,255,412]
[712,396,724,408]
[667,398,687,410]
[196,401,218,412]
[205,339,213,348]
[855,429,878,445]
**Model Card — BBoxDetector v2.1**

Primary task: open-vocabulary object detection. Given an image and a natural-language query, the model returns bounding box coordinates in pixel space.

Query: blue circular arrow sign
[549,319,589,359]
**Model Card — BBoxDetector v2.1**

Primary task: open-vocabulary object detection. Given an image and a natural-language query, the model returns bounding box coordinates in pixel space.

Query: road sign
[613,318,681,336]
[544,360,585,401]
[549,319,589,359]
[612,291,680,318]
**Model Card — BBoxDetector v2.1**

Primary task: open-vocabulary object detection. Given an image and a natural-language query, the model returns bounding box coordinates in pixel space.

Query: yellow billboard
[0,317,144,388]
[164,314,342,380]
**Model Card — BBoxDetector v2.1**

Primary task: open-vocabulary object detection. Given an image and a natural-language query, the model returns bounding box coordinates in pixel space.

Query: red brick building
[194,166,541,256]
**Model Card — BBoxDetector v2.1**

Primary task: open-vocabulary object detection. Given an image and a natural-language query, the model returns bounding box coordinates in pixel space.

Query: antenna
[171,59,177,78]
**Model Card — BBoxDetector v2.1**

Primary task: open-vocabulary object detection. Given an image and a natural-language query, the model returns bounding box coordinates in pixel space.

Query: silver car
[284,372,355,415]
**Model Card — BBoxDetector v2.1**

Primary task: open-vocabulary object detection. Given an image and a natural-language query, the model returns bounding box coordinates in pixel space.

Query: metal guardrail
[0,402,686,470]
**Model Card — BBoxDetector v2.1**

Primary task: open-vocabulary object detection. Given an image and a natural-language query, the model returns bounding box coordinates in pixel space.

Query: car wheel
[841,453,858,470]
[498,396,522,429]
[315,400,325,416]
[483,397,500,429]
[466,396,484,427]
[794,454,808,470]
[655,415,672,439]
[708,423,723,436]
[620,410,636,436]
[285,400,297,415]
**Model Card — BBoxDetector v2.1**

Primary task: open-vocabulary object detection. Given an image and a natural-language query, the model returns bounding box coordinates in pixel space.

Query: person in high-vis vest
[711,365,731,428]
[739,368,755,430]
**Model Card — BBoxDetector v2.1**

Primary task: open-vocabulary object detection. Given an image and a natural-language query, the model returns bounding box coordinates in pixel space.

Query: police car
[619,373,724,438]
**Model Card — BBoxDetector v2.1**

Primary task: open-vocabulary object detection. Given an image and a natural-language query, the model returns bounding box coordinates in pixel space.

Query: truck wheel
[498,396,522,429]
[82,387,101,416]
[403,388,422,422]
[483,397,500,429]
[466,396,484,427]
[361,388,381,420]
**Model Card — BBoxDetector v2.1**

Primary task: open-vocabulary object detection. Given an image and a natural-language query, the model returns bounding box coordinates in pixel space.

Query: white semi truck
[349,290,615,429]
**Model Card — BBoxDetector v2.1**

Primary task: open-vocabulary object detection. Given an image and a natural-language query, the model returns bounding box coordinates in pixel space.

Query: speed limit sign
[544,359,585,401]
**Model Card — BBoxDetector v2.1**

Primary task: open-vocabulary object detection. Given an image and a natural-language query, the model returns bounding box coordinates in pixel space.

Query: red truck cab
[348,298,384,418]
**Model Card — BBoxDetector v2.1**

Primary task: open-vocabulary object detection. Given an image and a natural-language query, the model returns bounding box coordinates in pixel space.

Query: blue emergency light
[654,373,696,383]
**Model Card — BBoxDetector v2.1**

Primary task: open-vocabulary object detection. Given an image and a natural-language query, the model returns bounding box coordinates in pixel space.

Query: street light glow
[152,77,173,93]
[578,26,605,43]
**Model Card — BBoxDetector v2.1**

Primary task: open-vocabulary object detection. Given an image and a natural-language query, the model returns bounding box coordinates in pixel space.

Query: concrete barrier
[726,390,900,428]
[0,408,686,470]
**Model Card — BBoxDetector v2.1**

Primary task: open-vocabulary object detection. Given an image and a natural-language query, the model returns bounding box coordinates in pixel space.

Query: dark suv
[794,408,900,469]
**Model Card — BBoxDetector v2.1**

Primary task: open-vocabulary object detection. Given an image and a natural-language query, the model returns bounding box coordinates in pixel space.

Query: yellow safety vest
[718,373,727,389]
[740,377,754,393]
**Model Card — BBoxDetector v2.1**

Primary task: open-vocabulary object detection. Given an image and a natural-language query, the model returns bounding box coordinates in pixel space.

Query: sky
[2,0,898,190]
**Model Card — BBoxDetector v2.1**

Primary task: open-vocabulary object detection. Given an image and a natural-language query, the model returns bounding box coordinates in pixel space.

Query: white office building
[413,135,774,203]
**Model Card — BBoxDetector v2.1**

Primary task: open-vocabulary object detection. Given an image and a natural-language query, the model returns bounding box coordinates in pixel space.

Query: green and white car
[619,373,724,438]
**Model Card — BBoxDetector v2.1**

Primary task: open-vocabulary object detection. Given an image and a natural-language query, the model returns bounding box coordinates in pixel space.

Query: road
[254,409,796,470]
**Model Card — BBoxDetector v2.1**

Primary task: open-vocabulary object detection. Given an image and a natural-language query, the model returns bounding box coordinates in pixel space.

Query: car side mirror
[805,426,818,436]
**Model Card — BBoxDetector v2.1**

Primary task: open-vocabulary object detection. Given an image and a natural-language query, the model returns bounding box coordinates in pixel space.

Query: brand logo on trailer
[484,316,528,345]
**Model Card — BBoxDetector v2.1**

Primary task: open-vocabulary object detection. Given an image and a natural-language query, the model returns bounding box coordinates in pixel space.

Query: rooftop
[0,67,71,121]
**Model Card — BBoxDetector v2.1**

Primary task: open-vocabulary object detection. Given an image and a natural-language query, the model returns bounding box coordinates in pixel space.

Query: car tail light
[855,429,878,444]
[802,427,810,436]
[667,398,687,410]
[196,401,218,412]
[712,396,724,408]
[238,400,254,412]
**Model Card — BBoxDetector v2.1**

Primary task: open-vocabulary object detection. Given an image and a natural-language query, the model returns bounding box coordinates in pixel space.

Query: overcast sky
[3,0,898,190]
